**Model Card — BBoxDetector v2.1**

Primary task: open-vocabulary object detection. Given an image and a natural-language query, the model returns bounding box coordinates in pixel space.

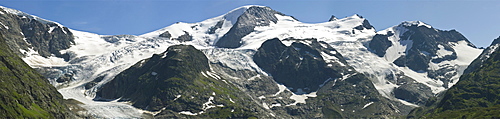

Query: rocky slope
[0,33,72,118]
[0,6,74,61]
[408,36,500,118]
[365,21,482,105]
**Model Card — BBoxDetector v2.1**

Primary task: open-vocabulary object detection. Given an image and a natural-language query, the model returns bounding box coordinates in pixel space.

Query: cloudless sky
[1,0,499,47]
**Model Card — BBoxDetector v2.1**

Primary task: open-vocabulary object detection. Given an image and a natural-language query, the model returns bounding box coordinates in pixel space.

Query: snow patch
[287,91,317,106]
[273,83,287,96]
[362,102,374,109]
[401,21,432,28]
[173,95,181,101]
[397,99,419,107]
[21,48,68,67]
[270,103,282,108]
[0,22,9,29]
[179,111,199,116]
[248,74,261,80]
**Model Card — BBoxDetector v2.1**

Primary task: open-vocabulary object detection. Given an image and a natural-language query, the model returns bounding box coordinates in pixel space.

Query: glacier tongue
[50,30,181,118]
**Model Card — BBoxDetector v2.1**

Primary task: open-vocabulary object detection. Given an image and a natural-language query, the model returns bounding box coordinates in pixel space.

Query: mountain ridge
[0,5,490,118]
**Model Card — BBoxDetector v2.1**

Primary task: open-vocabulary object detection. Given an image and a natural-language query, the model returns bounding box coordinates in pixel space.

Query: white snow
[205,71,221,80]
[203,49,267,75]
[262,103,270,109]
[0,6,66,29]
[23,55,68,67]
[173,95,181,101]
[362,102,374,109]
[401,21,432,28]
[179,111,199,116]
[397,99,419,107]
[452,41,483,65]
[270,103,282,108]
[202,96,216,110]
[434,45,453,58]
[0,22,9,29]
[237,14,374,50]
[379,25,412,62]
[287,91,317,106]
[21,48,68,67]
[248,74,261,80]
[48,26,56,33]
[273,83,288,96]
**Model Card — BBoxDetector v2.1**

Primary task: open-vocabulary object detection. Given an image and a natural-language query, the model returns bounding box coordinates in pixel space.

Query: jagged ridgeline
[0,7,74,59]
[0,4,493,118]
[408,37,500,118]
[97,45,262,118]
[0,33,71,118]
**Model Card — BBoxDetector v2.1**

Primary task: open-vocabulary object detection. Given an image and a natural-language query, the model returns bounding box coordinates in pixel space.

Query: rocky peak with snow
[328,15,337,21]
[0,6,74,60]
[366,20,482,105]
[215,6,289,48]
[400,21,432,28]
[464,36,500,74]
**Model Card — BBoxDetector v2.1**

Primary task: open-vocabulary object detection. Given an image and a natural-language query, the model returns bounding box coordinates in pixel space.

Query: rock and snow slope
[0,5,484,118]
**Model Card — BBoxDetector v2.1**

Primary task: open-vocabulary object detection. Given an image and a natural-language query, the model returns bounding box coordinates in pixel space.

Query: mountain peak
[490,36,500,46]
[223,5,268,24]
[0,6,63,27]
[400,21,432,28]
[354,14,364,18]
[328,15,337,21]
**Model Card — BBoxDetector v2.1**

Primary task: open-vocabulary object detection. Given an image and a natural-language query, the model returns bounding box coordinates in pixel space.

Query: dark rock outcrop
[0,7,74,58]
[207,20,224,34]
[253,38,348,93]
[159,31,172,38]
[394,83,433,105]
[369,32,393,57]
[172,31,192,42]
[328,15,337,21]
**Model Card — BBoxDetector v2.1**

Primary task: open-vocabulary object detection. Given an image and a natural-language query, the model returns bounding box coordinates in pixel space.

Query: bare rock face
[215,6,284,48]
[253,38,348,94]
[0,8,74,59]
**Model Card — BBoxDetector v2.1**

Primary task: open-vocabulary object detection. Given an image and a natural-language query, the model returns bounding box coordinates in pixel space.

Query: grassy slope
[0,33,71,118]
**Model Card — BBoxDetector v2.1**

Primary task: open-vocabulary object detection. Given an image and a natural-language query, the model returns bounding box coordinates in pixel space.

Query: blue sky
[1,0,499,47]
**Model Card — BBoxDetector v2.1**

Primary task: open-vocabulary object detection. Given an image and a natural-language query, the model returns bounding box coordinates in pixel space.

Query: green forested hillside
[0,33,71,118]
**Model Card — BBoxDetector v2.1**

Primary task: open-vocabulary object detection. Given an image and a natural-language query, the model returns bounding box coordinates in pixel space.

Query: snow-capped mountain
[367,21,482,105]
[0,5,485,118]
